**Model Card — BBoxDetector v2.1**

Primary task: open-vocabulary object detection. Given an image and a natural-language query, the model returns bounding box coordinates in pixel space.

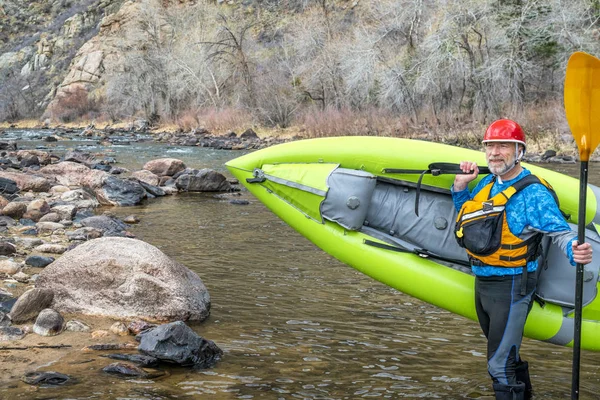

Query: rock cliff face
[45,0,144,117]
[0,0,126,119]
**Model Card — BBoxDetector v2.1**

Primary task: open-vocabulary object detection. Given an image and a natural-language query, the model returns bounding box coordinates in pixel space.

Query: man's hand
[572,241,593,265]
[453,161,479,192]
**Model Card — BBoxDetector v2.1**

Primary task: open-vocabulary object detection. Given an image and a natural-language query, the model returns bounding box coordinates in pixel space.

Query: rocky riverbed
[0,134,244,388]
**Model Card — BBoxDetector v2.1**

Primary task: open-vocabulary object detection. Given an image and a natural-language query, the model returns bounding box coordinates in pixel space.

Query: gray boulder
[36,237,211,322]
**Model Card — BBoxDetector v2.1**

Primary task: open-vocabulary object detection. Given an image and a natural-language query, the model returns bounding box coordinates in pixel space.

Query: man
[451,119,593,400]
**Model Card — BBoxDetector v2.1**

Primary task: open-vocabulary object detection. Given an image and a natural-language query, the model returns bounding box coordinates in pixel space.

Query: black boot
[515,361,533,399]
[493,382,526,400]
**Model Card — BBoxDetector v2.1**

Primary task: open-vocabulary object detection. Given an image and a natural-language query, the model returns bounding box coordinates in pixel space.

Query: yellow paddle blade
[564,51,600,161]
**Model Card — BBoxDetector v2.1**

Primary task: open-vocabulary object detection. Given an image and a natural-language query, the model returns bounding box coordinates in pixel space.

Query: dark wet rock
[0,241,16,255]
[20,154,40,167]
[0,177,18,194]
[95,176,146,206]
[93,164,112,172]
[25,255,55,268]
[36,237,211,322]
[138,180,166,197]
[21,228,38,235]
[18,218,36,226]
[240,128,259,139]
[541,150,557,160]
[128,320,156,335]
[175,169,231,192]
[84,343,138,351]
[73,208,95,222]
[22,371,71,386]
[0,311,10,326]
[63,150,98,167]
[105,353,159,367]
[9,288,54,323]
[109,167,127,175]
[33,308,64,336]
[80,215,127,236]
[0,142,17,151]
[0,326,26,340]
[0,288,13,303]
[229,199,250,205]
[137,321,222,367]
[66,227,104,241]
[0,216,16,228]
[102,362,150,378]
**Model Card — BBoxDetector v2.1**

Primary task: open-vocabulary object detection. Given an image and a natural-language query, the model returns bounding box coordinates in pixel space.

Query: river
[1,129,599,399]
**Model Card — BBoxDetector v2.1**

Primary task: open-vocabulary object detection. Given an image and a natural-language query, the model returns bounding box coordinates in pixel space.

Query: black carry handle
[383,162,491,176]
[383,163,491,217]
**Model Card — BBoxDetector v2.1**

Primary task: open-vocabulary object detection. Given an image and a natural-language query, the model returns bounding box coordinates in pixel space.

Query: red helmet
[483,119,526,149]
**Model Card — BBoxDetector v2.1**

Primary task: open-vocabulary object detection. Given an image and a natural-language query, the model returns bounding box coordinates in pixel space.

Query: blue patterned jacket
[452,168,576,276]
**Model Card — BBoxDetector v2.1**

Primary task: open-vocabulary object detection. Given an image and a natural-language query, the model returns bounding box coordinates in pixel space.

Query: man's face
[485,141,518,176]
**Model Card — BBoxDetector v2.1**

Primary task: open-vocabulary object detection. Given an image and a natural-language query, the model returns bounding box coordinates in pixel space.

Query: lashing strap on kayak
[363,239,471,267]
[383,162,491,217]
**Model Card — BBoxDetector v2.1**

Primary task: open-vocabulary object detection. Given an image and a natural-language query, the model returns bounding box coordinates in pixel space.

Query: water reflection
[1,131,599,399]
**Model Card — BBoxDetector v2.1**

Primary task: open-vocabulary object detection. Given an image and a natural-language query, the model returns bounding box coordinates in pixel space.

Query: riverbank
[2,118,597,162]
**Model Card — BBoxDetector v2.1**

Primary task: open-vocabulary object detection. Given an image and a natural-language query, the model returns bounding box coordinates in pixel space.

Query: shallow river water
[1,130,599,399]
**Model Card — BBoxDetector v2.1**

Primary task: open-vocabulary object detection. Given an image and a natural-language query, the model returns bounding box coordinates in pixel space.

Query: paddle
[564,51,600,400]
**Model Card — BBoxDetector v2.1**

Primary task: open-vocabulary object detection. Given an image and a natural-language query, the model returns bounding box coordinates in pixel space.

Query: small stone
[0,326,26,341]
[91,330,109,339]
[0,242,16,256]
[110,322,129,336]
[33,244,67,254]
[11,271,29,283]
[123,215,140,224]
[25,255,55,268]
[65,320,91,332]
[127,320,156,335]
[33,308,64,336]
[0,259,21,275]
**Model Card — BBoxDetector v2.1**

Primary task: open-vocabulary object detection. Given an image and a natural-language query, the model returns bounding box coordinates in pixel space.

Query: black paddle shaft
[571,161,588,400]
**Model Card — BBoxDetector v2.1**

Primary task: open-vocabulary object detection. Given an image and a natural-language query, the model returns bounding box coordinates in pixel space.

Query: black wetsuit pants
[475,272,537,386]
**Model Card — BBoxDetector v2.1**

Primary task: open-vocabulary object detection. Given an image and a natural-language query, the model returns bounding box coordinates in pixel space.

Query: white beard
[488,155,517,176]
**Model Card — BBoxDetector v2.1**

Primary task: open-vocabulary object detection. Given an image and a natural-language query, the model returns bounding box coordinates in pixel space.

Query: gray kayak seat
[536,223,600,309]
[320,167,600,308]
[363,180,470,265]
[321,168,377,230]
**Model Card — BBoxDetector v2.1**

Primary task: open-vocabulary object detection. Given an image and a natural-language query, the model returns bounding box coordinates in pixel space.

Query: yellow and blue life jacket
[454,174,558,268]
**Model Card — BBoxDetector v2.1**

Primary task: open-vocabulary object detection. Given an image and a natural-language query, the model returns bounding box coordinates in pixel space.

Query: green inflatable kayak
[226,136,600,351]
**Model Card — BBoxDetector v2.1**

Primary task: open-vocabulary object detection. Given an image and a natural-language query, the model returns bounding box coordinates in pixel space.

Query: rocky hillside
[1,0,599,138]
[0,0,125,120]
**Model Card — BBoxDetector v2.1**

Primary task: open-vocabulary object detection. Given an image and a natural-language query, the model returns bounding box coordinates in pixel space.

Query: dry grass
[1,101,595,158]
